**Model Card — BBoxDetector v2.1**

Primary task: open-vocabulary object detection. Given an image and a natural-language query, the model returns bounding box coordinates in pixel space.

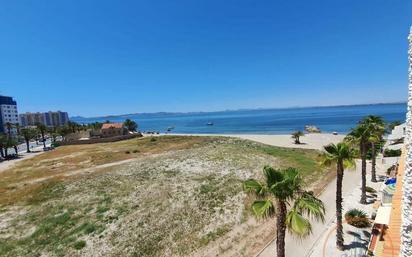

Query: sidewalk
[0,144,48,172]
[258,159,382,257]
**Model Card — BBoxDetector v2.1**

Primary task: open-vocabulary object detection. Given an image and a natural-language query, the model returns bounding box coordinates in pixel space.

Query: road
[6,138,52,154]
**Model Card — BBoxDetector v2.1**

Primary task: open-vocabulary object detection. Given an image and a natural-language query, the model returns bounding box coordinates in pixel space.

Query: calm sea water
[72,103,407,135]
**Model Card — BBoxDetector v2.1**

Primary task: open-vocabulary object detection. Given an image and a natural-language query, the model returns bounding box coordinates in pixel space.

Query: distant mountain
[70,102,406,122]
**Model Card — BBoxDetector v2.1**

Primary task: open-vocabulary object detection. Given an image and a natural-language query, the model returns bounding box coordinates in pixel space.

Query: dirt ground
[0,136,332,257]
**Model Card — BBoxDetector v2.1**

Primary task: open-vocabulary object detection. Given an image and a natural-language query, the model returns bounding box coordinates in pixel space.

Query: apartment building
[0,95,19,135]
[19,111,69,127]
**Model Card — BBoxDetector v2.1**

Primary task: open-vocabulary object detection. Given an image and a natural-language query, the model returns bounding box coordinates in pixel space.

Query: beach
[166,132,346,150]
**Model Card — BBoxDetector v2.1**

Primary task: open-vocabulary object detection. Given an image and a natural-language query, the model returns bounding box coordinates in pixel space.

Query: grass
[0,136,214,205]
[73,240,86,250]
[0,136,330,257]
[260,146,322,183]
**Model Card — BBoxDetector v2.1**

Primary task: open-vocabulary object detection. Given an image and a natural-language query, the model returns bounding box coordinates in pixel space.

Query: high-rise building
[19,111,69,127]
[0,95,19,135]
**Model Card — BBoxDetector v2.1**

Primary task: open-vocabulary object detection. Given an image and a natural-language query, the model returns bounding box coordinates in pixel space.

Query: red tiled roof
[101,123,124,129]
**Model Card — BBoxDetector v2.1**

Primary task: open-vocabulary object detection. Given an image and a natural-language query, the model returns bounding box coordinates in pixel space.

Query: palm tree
[291,131,304,144]
[57,126,71,141]
[15,123,20,136]
[321,142,356,250]
[20,128,37,153]
[5,122,13,138]
[0,133,7,158]
[35,122,47,148]
[48,126,60,143]
[345,124,371,204]
[244,166,325,257]
[67,121,78,133]
[361,115,385,182]
[124,119,138,132]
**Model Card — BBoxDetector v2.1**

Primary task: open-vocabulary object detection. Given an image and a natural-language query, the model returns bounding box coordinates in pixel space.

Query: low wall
[59,134,141,146]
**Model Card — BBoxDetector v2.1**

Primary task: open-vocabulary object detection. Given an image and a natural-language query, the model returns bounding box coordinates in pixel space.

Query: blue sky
[0,0,411,117]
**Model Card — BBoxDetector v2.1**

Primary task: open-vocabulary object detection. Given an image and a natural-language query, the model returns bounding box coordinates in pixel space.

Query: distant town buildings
[0,95,19,135]
[19,111,69,127]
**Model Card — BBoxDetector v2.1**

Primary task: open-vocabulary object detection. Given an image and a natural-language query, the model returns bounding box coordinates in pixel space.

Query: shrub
[365,186,376,193]
[345,208,370,228]
[125,151,130,154]
[348,216,371,228]
[345,208,367,219]
[132,149,139,153]
[51,142,61,147]
[73,240,86,250]
[383,149,401,157]
[150,137,157,142]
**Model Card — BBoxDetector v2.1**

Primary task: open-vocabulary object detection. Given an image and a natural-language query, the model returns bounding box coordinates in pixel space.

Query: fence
[58,134,141,146]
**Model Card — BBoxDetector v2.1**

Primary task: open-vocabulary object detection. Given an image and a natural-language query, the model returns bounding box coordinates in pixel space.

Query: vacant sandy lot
[0,136,332,257]
[168,133,346,150]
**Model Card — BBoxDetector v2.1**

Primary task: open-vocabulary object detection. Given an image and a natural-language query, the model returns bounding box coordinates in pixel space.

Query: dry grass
[0,136,332,257]
[0,136,212,205]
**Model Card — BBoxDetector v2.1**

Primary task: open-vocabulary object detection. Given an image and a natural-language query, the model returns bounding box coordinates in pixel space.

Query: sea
[72,103,407,135]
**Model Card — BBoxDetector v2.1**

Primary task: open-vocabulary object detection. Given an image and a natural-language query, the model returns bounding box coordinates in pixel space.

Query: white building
[0,95,19,136]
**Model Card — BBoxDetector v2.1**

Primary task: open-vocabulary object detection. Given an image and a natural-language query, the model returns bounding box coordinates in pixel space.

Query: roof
[101,123,124,129]
[375,206,392,225]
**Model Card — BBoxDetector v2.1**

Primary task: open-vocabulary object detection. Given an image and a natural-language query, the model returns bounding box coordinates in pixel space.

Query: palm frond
[251,200,275,218]
[286,209,312,237]
[320,152,335,167]
[294,192,325,222]
[243,179,266,196]
[263,166,284,187]
[343,158,356,170]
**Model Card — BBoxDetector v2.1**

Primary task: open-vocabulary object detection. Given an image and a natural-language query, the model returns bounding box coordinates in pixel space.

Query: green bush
[383,149,401,157]
[345,208,370,228]
[51,142,61,147]
[345,208,367,219]
[125,150,130,154]
[73,240,86,250]
[132,149,139,153]
[150,137,157,142]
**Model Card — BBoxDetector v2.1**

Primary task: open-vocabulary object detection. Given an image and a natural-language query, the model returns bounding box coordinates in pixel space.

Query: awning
[375,206,392,225]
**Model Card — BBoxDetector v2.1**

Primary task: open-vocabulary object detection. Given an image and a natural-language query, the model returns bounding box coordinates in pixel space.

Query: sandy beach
[166,133,346,150]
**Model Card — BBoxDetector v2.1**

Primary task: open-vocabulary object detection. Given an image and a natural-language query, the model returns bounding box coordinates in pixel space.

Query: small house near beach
[101,123,128,138]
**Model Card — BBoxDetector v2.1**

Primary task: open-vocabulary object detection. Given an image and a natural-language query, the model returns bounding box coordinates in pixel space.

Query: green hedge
[383,149,402,157]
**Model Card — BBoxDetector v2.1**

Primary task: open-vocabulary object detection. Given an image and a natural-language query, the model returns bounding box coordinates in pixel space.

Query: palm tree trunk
[371,143,377,182]
[276,200,287,257]
[360,143,367,204]
[25,139,30,153]
[41,132,46,148]
[0,147,4,158]
[336,161,345,250]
